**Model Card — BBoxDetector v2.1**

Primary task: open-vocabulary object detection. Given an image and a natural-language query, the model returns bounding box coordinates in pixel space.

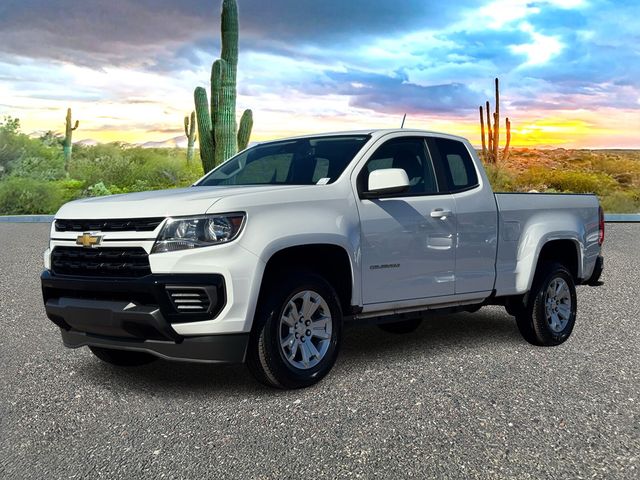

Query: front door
[355,136,457,305]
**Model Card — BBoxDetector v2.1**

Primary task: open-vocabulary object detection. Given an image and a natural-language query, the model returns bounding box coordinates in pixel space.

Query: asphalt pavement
[0,223,638,479]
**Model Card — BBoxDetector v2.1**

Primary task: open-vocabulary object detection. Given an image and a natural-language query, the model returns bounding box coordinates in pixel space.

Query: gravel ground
[0,223,638,479]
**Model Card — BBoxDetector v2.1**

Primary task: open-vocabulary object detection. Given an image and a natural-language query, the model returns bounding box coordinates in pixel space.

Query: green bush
[87,181,113,197]
[483,164,515,192]
[600,190,640,214]
[9,153,66,181]
[516,167,618,195]
[586,155,640,187]
[0,177,62,215]
[0,117,66,180]
[68,145,202,192]
[57,179,84,203]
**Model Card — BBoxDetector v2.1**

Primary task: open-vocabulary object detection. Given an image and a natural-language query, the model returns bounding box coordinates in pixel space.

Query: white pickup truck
[42,129,604,388]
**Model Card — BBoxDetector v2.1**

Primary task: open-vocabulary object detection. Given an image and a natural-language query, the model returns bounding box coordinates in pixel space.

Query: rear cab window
[426,137,479,193]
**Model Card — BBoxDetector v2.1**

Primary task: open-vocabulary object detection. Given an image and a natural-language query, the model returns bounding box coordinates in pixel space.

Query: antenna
[400,113,406,128]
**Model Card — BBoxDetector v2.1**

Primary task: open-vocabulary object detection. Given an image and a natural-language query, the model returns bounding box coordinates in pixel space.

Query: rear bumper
[41,270,248,363]
[585,255,604,286]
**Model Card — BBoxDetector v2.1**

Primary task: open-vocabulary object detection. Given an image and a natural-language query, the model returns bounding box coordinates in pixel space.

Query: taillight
[598,206,605,246]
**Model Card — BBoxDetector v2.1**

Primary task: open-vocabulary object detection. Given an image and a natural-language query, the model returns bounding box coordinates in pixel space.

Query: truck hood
[55,185,311,219]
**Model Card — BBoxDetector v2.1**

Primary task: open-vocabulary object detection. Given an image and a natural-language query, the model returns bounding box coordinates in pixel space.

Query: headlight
[151,213,245,253]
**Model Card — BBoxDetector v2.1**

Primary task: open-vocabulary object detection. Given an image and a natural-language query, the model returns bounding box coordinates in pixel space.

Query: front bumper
[41,271,248,363]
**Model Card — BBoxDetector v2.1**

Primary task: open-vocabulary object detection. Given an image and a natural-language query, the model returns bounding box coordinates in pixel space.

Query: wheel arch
[259,243,358,314]
[526,238,582,292]
[537,239,580,279]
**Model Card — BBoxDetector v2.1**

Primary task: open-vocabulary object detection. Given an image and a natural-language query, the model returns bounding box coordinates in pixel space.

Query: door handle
[430,208,451,219]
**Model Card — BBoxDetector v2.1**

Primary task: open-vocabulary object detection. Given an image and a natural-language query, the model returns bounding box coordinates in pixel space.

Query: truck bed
[493,192,601,296]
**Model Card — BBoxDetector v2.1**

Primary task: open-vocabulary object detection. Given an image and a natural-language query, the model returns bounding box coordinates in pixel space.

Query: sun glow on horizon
[12,99,639,149]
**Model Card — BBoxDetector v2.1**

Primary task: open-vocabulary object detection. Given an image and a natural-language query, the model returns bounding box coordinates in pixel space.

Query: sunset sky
[0,0,638,148]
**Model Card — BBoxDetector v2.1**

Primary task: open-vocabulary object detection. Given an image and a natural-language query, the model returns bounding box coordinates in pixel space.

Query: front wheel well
[536,240,579,281]
[260,244,354,313]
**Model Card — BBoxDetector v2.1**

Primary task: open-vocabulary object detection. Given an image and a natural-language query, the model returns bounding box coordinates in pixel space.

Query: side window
[358,137,438,195]
[427,137,479,192]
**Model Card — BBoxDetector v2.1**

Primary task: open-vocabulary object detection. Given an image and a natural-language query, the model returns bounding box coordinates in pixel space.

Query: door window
[358,137,439,195]
[426,137,479,192]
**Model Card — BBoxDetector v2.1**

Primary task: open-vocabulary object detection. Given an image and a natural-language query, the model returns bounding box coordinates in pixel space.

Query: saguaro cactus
[479,78,511,164]
[63,108,79,163]
[194,0,253,173]
[504,117,511,162]
[184,111,197,163]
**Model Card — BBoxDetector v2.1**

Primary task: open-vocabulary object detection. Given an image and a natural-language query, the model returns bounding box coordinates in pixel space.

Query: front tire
[515,262,577,346]
[89,346,157,366]
[247,271,342,389]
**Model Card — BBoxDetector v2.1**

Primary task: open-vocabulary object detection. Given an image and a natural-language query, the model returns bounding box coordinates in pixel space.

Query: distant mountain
[26,130,189,148]
[139,135,187,149]
[27,130,56,139]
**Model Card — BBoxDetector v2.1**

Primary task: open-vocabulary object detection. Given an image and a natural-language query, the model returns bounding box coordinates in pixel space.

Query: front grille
[166,287,212,312]
[51,247,151,278]
[55,217,164,232]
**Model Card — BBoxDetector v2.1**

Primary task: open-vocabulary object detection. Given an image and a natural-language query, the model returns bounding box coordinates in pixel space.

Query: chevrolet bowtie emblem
[76,232,102,248]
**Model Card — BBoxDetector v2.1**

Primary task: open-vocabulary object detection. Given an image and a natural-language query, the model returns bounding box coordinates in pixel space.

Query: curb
[0,215,55,223]
[1,214,640,224]
[604,214,640,223]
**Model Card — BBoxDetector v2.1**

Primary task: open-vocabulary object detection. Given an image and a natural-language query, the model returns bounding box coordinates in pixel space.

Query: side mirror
[364,168,410,197]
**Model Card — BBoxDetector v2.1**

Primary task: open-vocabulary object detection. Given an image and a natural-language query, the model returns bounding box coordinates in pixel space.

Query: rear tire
[515,262,577,346]
[247,271,342,389]
[377,318,422,334]
[89,346,157,366]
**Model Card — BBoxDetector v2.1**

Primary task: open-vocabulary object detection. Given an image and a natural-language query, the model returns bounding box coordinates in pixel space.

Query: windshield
[197,135,370,186]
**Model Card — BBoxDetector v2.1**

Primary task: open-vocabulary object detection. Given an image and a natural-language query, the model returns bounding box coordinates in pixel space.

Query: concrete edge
[0,215,55,223]
[604,214,640,223]
[1,214,640,223]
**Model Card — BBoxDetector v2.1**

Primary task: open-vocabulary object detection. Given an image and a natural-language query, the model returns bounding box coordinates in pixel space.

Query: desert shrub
[0,117,66,179]
[484,164,515,192]
[600,190,640,214]
[9,152,66,181]
[586,155,640,187]
[515,168,617,195]
[57,179,84,203]
[68,145,203,192]
[68,144,134,187]
[87,181,113,197]
[0,177,62,215]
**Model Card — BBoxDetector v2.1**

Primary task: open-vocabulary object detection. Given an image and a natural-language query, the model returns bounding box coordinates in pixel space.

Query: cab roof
[258,128,469,144]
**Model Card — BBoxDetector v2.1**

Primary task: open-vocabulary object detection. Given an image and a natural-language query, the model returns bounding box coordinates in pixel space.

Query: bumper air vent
[165,286,213,313]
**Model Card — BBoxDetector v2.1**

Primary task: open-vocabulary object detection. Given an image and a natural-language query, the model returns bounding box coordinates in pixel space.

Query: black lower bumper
[41,270,226,324]
[60,328,248,364]
[41,271,247,364]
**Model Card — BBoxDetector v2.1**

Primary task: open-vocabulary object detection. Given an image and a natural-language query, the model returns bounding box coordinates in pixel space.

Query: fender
[513,213,585,294]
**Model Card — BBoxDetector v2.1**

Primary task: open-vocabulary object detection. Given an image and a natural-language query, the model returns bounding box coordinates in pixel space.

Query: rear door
[355,135,457,304]
[426,136,498,295]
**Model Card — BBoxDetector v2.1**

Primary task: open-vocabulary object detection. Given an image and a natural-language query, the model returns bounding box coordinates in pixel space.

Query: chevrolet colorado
[42,129,604,388]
